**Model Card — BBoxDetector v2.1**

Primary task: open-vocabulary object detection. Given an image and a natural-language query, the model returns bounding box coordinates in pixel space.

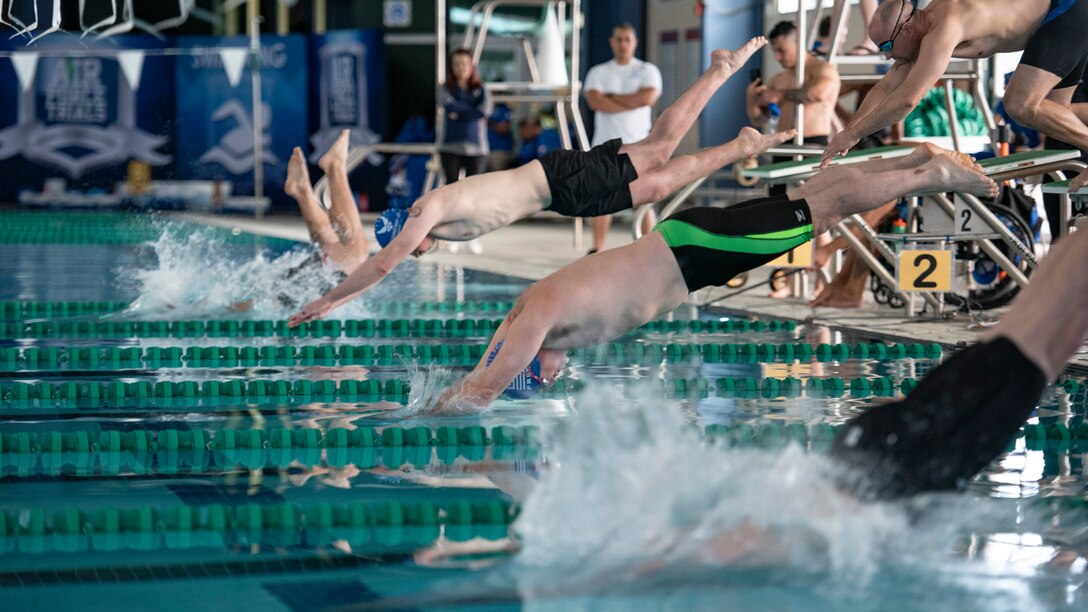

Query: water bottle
[766,103,782,134]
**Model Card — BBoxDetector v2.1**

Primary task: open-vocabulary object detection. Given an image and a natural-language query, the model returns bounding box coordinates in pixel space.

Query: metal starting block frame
[740,148,1087,315]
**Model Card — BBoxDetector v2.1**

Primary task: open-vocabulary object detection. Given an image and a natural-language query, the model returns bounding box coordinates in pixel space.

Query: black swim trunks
[654,194,814,292]
[1021,0,1088,89]
[539,139,639,217]
[830,337,1047,501]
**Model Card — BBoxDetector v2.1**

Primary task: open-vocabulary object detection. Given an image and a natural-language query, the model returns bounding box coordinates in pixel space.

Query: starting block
[739,145,913,183]
[1041,179,1088,230]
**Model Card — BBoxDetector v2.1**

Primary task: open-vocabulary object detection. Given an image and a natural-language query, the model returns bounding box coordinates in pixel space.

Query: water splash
[119,225,366,320]
[512,382,908,595]
[384,361,484,419]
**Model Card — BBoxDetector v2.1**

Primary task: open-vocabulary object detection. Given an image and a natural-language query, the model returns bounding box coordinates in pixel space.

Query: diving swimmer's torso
[920,0,1052,58]
[426,161,552,241]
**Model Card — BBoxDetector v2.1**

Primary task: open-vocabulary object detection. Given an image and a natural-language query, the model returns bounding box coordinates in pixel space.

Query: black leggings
[440,153,487,184]
[830,337,1047,500]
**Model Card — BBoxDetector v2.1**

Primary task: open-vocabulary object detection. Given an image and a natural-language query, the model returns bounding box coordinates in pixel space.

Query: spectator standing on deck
[439,49,493,184]
[584,23,662,254]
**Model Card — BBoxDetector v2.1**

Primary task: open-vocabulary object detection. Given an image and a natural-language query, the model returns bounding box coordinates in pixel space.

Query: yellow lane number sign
[898,250,952,292]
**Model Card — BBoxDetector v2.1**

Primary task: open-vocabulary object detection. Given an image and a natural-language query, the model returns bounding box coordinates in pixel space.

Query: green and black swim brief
[654,194,813,292]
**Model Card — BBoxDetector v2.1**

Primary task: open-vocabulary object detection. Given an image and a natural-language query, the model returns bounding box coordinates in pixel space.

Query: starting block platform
[1040,179,1088,197]
[748,147,1084,314]
[739,146,912,182]
[976,149,1082,177]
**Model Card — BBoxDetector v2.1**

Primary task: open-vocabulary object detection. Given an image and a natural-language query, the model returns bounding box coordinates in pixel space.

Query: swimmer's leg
[985,218,1088,381]
[319,129,369,269]
[832,222,1088,499]
[285,147,339,248]
[830,336,1047,500]
[796,155,997,234]
[620,37,767,174]
[627,128,795,205]
[792,142,964,197]
[1005,67,1088,154]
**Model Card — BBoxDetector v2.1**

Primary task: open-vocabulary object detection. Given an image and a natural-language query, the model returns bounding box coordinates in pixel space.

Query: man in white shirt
[584,23,663,253]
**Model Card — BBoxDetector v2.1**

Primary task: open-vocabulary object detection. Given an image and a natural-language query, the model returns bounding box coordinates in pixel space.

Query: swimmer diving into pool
[821,0,1088,193]
[283,129,370,273]
[287,37,792,328]
[439,144,998,409]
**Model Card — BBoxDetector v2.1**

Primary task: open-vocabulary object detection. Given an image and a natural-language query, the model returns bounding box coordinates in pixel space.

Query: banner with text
[0,36,174,202]
[175,34,308,205]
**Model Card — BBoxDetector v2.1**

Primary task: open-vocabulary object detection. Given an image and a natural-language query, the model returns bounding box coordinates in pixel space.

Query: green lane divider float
[0,422,846,478]
[0,300,520,320]
[0,211,296,248]
[0,317,797,340]
[0,341,942,372]
[0,500,517,547]
[6,420,1086,479]
[0,301,130,319]
[0,425,541,476]
[1019,422,1088,453]
[0,375,922,411]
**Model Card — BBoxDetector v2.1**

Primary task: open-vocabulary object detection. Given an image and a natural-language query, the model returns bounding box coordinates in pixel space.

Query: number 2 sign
[898,250,952,292]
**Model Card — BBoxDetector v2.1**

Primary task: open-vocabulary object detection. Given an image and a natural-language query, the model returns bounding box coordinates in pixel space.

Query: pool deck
[175,211,1088,373]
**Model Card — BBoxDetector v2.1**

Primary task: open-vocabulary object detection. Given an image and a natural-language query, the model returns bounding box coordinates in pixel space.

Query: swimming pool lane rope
[0,420,1081,480]
[0,317,797,340]
[0,341,942,372]
[0,375,934,411]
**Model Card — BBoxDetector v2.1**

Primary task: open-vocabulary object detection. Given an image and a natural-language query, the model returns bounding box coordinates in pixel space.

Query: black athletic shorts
[1021,0,1088,89]
[830,337,1048,501]
[539,139,639,217]
[654,194,814,292]
[770,135,829,196]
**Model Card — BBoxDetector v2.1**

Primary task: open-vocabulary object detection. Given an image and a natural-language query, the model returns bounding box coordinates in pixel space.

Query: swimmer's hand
[288,297,333,328]
[820,130,859,169]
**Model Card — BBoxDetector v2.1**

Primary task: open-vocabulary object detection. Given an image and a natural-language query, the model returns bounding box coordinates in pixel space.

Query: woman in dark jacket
[439,49,493,183]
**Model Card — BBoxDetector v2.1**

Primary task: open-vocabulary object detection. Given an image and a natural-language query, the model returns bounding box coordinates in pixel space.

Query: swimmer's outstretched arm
[287,206,440,327]
[822,23,962,167]
[438,317,549,410]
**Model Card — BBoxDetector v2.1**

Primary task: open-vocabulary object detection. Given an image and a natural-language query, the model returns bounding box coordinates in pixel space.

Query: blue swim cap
[374,208,409,248]
[485,341,544,399]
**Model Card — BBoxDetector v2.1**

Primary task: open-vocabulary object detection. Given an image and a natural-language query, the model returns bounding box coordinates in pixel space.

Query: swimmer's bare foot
[921,155,999,198]
[909,142,984,173]
[712,37,767,76]
[284,147,312,201]
[737,126,797,157]
[318,128,351,175]
[906,142,944,166]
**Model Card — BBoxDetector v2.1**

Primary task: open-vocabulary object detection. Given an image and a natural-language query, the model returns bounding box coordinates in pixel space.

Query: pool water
[1,211,1086,611]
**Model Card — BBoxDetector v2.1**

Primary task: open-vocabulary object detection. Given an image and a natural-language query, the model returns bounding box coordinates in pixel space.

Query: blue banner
[308,29,386,160]
[175,35,308,206]
[0,36,174,203]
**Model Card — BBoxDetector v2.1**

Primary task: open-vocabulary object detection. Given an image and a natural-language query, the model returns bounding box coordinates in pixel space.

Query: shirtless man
[438,144,998,409]
[821,0,1088,193]
[283,129,369,273]
[747,20,841,167]
[287,38,785,327]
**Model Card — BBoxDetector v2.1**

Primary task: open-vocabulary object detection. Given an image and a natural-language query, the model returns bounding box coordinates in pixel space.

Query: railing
[312,143,439,210]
